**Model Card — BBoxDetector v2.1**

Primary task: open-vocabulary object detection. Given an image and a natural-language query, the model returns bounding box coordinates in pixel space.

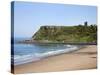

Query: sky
[13,1,97,38]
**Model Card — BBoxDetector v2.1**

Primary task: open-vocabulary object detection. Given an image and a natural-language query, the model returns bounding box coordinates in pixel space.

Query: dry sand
[14,45,97,74]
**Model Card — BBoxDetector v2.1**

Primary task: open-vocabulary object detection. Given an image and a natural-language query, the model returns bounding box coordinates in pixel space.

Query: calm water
[12,38,82,65]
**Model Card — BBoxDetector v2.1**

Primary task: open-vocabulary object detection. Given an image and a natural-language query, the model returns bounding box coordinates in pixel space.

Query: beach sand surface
[14,45,97,74]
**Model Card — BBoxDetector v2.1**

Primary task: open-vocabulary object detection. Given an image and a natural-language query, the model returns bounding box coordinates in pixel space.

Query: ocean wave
[13,45,79,65]
[14,55,40,65]
[34,45,78,58]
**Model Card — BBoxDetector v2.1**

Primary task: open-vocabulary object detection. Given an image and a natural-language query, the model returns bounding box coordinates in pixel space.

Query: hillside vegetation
[32,22,97,43]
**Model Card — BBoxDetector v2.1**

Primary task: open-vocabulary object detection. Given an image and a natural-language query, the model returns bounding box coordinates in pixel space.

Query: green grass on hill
[32,24,97,43]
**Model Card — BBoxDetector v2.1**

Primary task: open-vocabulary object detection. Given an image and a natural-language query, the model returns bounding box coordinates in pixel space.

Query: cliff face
[32,25,97,43]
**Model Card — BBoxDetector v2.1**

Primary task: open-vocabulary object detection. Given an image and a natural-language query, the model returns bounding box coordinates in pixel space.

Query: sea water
[12,38,82,65]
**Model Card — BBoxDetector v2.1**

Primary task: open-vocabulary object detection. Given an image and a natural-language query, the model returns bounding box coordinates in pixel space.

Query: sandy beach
[14,45,97,74]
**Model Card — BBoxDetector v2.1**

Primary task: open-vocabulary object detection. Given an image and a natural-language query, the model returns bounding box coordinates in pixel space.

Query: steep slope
[32,25,97,43]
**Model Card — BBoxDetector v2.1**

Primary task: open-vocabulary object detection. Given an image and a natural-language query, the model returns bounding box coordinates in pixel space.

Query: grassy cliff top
[32,24,97,43]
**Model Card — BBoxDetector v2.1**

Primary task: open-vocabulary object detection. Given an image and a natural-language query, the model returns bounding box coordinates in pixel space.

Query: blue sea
[12,38,82,65]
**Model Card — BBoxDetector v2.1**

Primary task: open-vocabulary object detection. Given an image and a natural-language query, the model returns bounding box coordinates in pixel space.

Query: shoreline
[13,45,84,66]
[14,45,97,74]
[16,40,97,45]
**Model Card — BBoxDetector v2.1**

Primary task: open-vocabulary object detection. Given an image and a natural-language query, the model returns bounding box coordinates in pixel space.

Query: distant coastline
[17,39,97,45]
[15,22,97,45]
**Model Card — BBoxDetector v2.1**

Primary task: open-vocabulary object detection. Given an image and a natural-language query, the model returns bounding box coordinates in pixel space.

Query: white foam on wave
[34,45,78,58]
[14,54,40,65]
[14,45,79,65]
